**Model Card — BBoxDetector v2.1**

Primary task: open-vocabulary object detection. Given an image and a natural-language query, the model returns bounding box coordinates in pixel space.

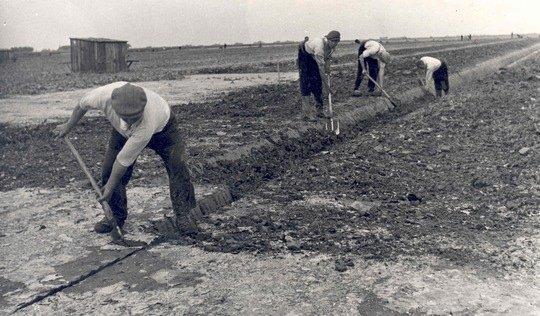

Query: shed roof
[70,37,128,43]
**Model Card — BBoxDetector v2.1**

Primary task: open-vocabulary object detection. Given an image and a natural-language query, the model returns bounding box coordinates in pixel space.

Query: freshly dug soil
[194,59,539,272]
[0,39,537,192]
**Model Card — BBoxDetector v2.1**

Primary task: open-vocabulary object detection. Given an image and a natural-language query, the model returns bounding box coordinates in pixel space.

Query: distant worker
[415,56,449,98]
[468,34,472,41]
[352,39,391,97]
[297,30,341,121]
[460,35,464,41]
[55,82,199,236]
[511,32,514,39]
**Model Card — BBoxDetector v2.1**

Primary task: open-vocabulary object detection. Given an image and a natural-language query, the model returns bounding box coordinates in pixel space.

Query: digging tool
[64,138,146,247]
[324,77,340,135]
[364,65,398,108]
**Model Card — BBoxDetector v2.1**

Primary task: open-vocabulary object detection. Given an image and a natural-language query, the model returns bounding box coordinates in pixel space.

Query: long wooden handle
[364,73,396,105]
[64,138,119,228]
[65,138,104,198]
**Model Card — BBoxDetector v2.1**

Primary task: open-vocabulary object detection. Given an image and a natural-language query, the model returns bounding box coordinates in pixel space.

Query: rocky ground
[1,46,537,316]
[197,58,539,268]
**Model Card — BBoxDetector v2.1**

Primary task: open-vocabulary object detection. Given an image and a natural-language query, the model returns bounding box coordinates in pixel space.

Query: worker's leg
[377,61,386,90]
[99,128,135,229]
[442,64,450,95]
[298,44,317,120]
[149,115,198,234]
[443,78,450,95]
[312,73,325,117]
[367,58,379,92]
[353,61,364,91]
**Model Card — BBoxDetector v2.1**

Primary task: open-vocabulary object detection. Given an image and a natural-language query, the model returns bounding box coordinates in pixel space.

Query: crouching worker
[297,30,341,121]
[352,39,391,96]
[55,82,199,235]
[416,57,449,97]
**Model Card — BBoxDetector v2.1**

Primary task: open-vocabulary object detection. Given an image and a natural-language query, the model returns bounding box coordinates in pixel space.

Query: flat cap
[111,83,147,117]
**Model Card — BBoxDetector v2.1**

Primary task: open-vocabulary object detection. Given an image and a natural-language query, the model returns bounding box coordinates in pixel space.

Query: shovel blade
[325,118,340,135]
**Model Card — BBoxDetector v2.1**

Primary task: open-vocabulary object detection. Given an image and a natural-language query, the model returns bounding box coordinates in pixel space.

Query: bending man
[353,39,391,96]
[415,56,449,97]
[55,82,198,235]
[297,30,341,120]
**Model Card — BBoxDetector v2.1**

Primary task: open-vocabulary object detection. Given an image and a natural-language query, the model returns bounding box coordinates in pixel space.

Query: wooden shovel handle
[64,138,119,226]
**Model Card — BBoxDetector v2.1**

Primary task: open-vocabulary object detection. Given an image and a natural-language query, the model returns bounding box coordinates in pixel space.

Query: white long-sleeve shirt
[304,36,334,68]
[420,56,442,91]
[361,40,389,64]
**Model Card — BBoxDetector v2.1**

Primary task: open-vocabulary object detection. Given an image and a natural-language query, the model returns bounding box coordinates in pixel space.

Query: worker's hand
[54,123,69,139]
[361,69,367,75]
[99,183,114,202]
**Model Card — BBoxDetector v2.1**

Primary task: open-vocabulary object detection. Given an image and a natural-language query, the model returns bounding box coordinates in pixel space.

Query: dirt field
[0,37,512,97]
[0,39,536,191]
[0,38,539,314]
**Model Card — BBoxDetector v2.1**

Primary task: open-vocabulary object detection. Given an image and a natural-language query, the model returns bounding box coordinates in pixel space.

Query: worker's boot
[94,217,117,234]
[370,90,382,97]
[351,89,362,97]
[175,212,199,237]
[301,97,316,121]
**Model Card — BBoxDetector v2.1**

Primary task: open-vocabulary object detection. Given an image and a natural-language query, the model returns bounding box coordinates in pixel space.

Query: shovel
[64,138,146,247]
[364,65,399,108]
[324,78,340,135]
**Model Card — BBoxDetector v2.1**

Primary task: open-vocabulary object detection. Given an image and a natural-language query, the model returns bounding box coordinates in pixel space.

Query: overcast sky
[1,0,538,50]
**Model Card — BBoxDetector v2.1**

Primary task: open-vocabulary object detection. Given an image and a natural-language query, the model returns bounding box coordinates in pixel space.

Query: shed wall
[70,39,127,73]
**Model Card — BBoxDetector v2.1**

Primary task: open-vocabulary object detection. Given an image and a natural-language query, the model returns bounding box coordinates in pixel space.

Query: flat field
[0,36,511,97]
[0,37,538,314]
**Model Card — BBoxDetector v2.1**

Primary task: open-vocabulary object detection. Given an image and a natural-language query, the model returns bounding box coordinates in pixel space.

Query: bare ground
[0,47,538,314]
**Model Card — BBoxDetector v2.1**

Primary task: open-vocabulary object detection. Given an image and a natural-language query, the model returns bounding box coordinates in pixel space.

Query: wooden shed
[70,38,128,73]
[0,49,10,63]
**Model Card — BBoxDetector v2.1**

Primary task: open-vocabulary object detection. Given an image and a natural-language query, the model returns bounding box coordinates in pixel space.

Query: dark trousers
[354,57,379,92]
[433,61,449,95]
[101,114,196,225]
[298,42,323,107]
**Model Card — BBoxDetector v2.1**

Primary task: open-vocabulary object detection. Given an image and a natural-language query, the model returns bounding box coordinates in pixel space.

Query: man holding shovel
[55,82,198,236]
[297,30,341,121]
[352,39,391,97]
[415,56,449,98]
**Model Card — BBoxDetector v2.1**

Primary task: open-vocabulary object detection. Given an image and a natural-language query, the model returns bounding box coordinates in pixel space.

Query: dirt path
[0,72,297,125]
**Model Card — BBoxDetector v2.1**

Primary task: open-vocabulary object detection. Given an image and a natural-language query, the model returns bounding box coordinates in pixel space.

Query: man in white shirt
[297,30,341,120]
[415,57,449,97]
[353,39,391,96]
[55,82,198,235]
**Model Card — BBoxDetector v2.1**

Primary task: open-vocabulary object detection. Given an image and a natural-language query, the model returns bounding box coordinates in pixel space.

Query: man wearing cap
[55,82,198,235]
[415,56,449,97]
[297,30,341,120]
[352,39,391,96]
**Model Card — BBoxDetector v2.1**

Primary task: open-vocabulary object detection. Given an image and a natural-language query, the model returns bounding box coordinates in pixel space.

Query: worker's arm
[99,129,153,201]
[99,160,128,201]
[314,55,331,94]
[417,69,426,86]
[358,55,366,74]
[54,104,88,138]
[425,67,436,95]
